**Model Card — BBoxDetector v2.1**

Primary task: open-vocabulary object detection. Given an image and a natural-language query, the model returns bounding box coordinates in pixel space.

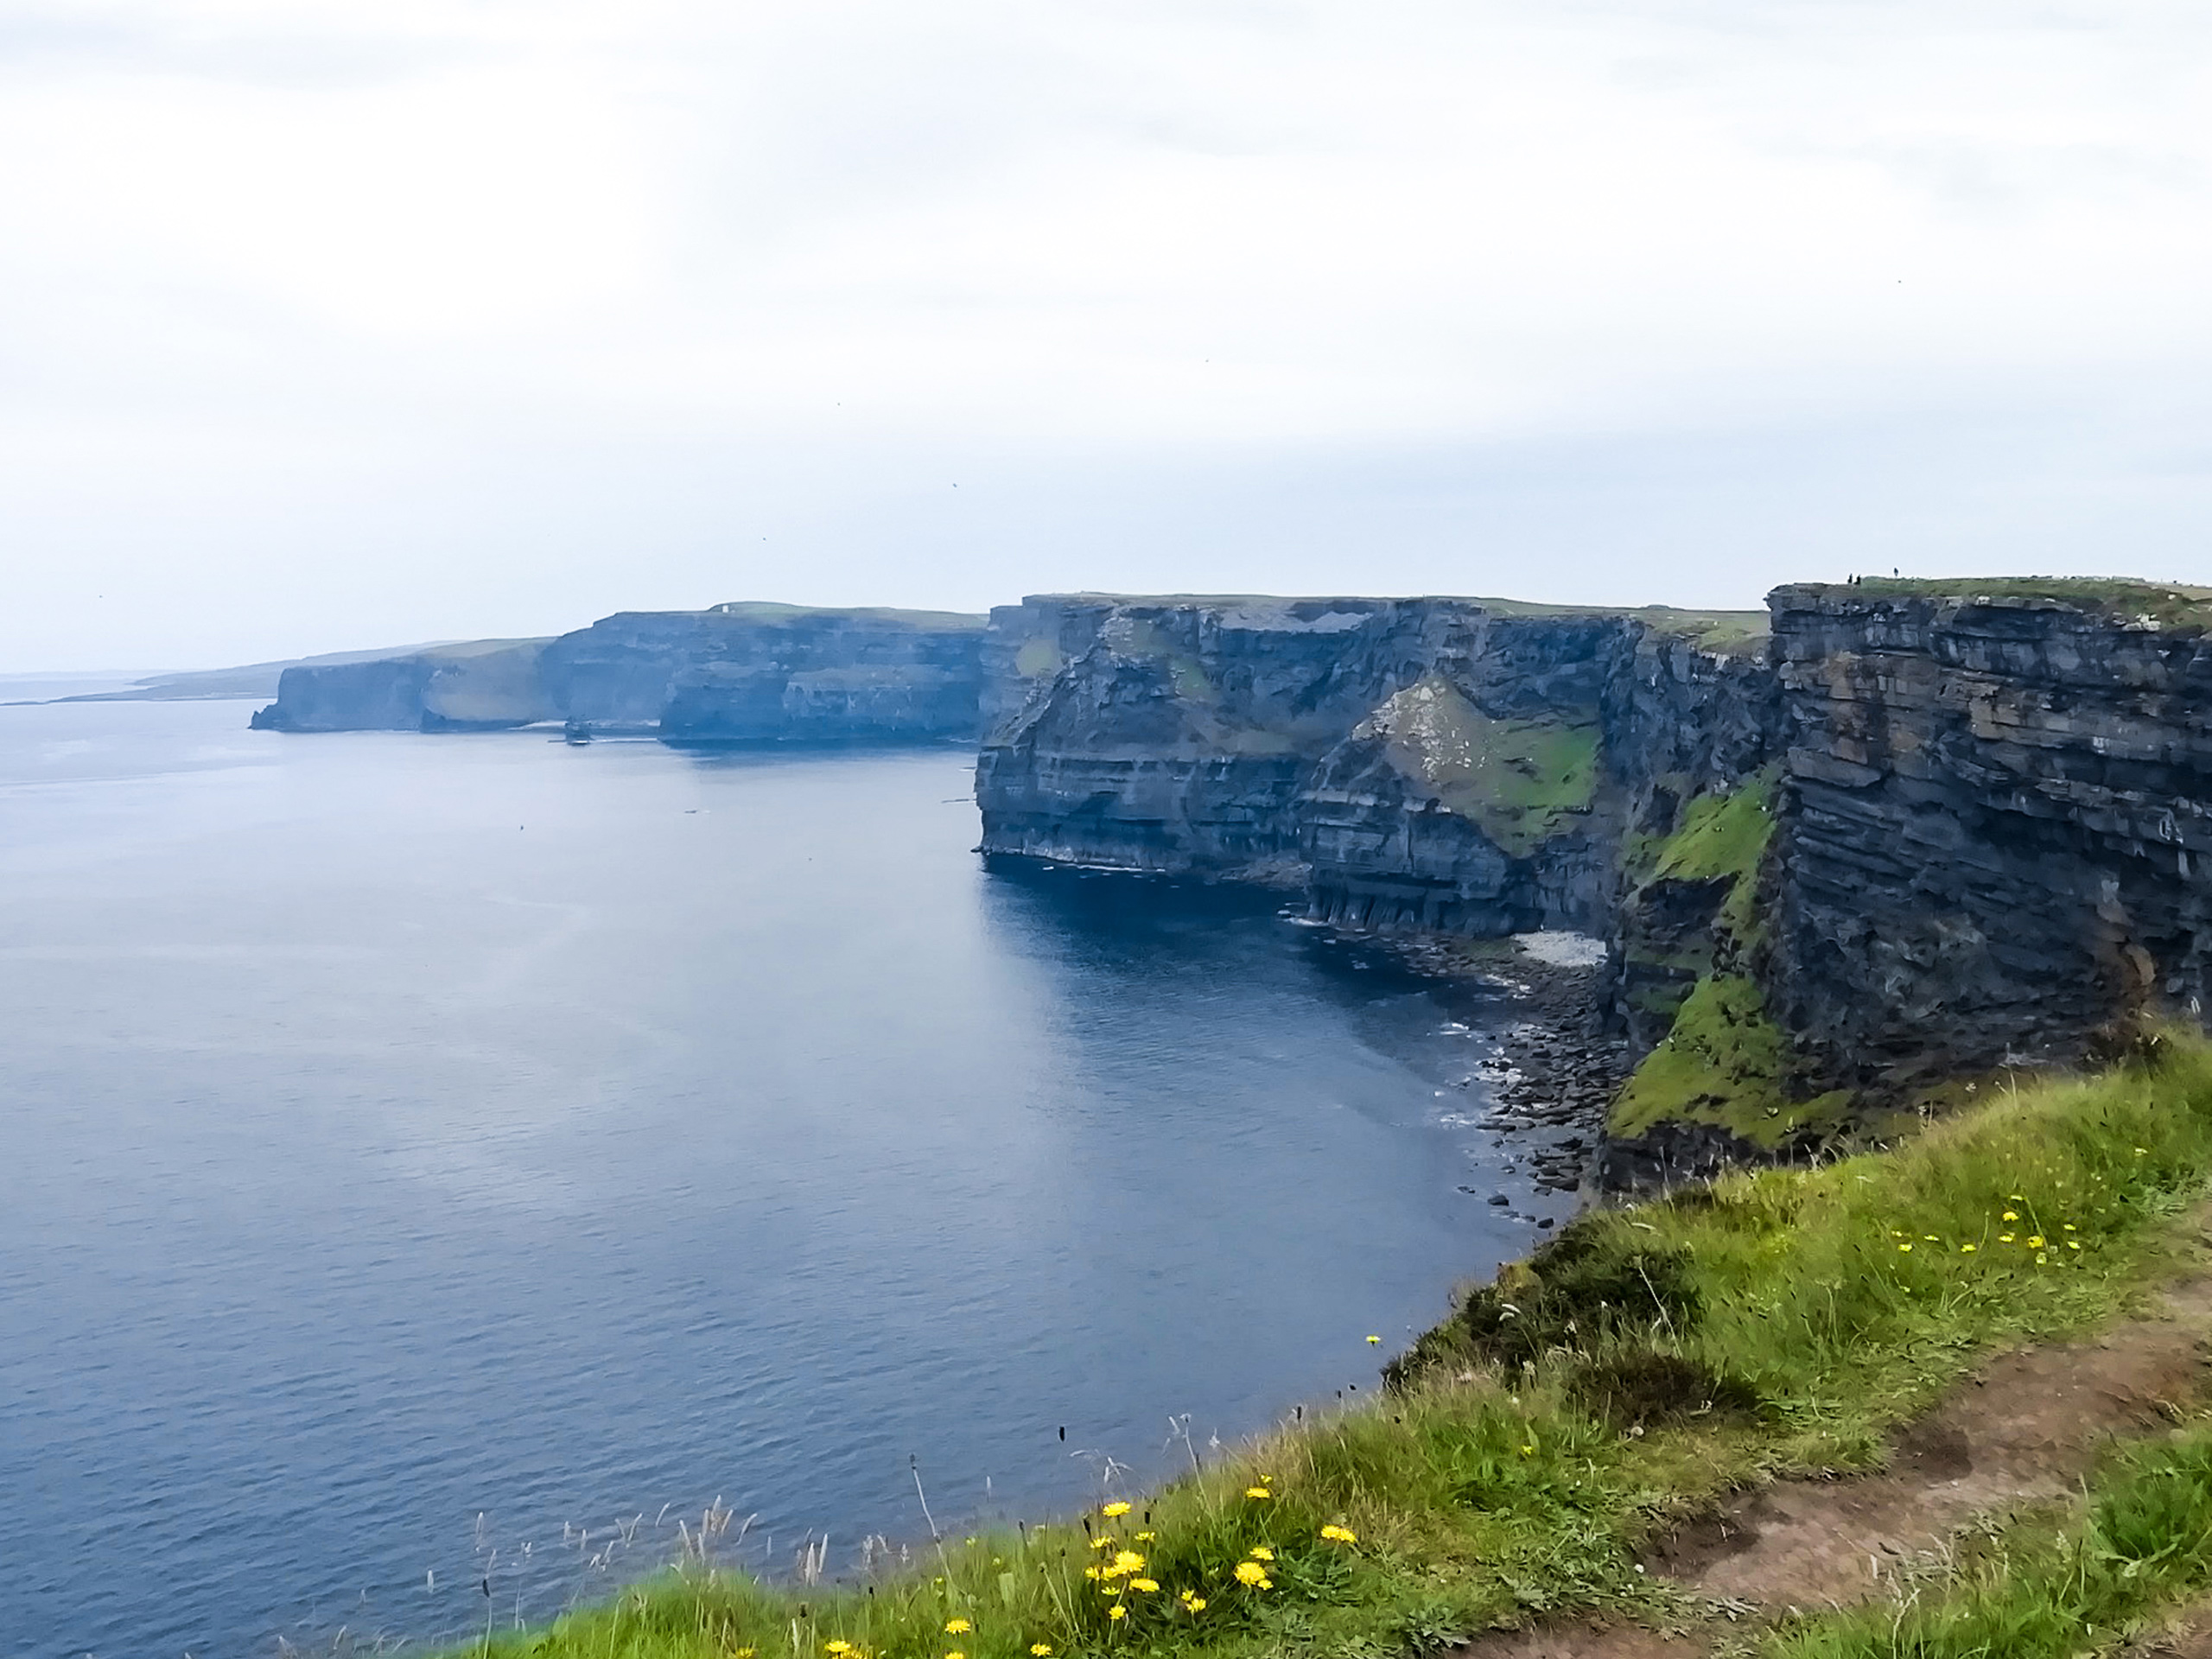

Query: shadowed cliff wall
[1766,582,2212,1091]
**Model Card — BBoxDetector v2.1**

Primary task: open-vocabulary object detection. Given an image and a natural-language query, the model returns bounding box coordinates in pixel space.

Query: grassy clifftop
[458,1037,2212,1659]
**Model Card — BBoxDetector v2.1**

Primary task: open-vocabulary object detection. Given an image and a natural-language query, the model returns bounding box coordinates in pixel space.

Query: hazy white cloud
[3,0,2209,668]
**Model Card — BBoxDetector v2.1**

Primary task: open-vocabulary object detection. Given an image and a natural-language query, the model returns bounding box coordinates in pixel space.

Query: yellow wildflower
[2028,1235,2045,1249]
[1107,1605,1127,1623]
[2003,1211,2018,1221]
[1961,1243,1977,1253]
[2000,1234,2016,1243]
[2063,1224,2077,1232]
[1134,1531,1154,1542]
[1031,1646,1053,1656]
[945,1650,966,1659]
[1243,1486,1272,1500]
[2068,1241,2082,1250]
[1111,1550,1145,1574]
[1082,1567,1101,1581]
[1182,1596,1207,1612]
[1131,1579,1159,1593]
[825,1643,852,1656]
[1101,1502,1132,1518]
[1320,1524,1358,1543]
[1897,1243,1912,1252]
[1089,1536,1112,1550]
[1366,1335,1381,1344]
[1248,1546,1274,1561]
[945,1621,972,1636]
[1520,1444,1535,1456]
[1233,1560,1273,1589]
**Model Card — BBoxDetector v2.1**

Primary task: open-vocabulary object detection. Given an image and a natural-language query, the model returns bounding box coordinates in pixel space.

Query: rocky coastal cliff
[249,639,555,732]
[248,575,2212,1189]
[251,604,988,739]
[976,594,1773,936]
[976,581,2212,1186]
[1767,582,2212,1090]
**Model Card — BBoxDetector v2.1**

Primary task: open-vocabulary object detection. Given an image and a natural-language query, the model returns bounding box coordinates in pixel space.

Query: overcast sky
[3,0,2209,670]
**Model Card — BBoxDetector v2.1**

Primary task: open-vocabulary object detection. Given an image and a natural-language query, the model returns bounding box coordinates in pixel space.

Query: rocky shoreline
[1363,929,1630,1216]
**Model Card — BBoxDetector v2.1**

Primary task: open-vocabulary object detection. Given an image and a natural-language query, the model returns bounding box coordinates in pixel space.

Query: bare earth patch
[1457,1265,2212,1658]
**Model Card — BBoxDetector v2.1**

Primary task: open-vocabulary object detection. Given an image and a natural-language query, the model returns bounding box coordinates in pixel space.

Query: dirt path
[1459,1263,2212,1658]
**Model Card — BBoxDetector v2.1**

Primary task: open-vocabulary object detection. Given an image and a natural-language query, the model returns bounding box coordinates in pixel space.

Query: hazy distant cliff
[250,639,555,733]
[251,604,989,740]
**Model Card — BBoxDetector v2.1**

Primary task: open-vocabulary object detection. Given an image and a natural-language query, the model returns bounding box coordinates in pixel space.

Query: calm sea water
[0,700,1561,1658]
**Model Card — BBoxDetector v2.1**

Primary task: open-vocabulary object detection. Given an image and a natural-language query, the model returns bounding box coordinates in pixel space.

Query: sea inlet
[0,698,1570,1656]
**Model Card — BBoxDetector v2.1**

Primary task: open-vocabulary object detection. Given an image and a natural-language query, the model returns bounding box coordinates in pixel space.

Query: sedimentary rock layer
[1766,582,2212,1090]
[976,594,1775,938]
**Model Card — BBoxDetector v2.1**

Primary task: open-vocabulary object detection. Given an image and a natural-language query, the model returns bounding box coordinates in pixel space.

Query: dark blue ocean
[0,697,1563,1657]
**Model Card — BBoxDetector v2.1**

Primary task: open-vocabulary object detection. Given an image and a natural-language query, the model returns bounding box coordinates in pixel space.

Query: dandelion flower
[1102,1502,1132,1519]
[945,1620,972,1636]
[1897,1243,1912,1253]
[1923,1235,1940,1242]
[826,1642,852,1655]
[1131,1579,1159,1593]
[1031,1646,1053,1656]
[1107,1605,1127,1622]
[1520,1444,1535,1456]
[2000,1234,2016,1243]
[1320,1524,1358,1543]
[1248,1546,1274,1562]
[1234,1561,1273,1589]
[2003,1211,2018,1221]
[2028,1235,2045,1249]
[945,1649,966,1659]
[1182,1596,1207,1613]
[2068,1241,2082,1250]
[1366,1335,1381,1344]
[1089,1536,1112,1551]
[2063,1224,2077,1232]
[1244,1486,1272,1500]
[1134,1532,1154,1542]
[1110,1551,1146,1576]
[1961,1243,1977,1253]
[1083,1567,1101,1581]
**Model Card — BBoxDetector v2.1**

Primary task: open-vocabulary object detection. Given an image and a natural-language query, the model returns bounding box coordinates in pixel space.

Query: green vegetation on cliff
[457,1039,2212,1659]
[1606,771,1837,1148]
[1605,975,1848,1147]
[1370,677,1600,857]
[1802,576,2212,629]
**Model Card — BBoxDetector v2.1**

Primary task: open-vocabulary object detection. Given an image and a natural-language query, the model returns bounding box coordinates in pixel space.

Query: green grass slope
[455,1035,2212,1659]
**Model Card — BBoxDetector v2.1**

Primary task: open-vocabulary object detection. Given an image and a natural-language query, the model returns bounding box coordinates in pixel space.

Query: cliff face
[251,605,989,740]
[1765,582,2212,1091]
[976,596,1427,875]
[249,639,555,733]
[975,594,1776,938]
[582,604,989,741]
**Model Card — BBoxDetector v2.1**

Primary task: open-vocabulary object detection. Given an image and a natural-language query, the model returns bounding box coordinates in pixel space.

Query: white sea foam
[1512,930,1609,969]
